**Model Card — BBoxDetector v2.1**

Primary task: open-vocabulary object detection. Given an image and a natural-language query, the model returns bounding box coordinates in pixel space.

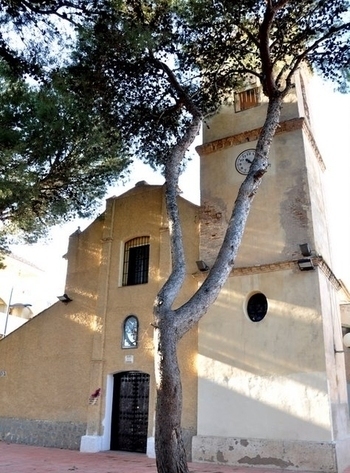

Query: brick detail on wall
[196,117,326,171]
[199,201,227,266]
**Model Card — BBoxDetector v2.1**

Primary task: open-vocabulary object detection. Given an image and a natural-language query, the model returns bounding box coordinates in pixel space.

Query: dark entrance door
[110,371,150,453]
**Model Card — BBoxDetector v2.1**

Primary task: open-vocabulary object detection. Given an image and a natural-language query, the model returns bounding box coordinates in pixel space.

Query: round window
[246,293,268,322]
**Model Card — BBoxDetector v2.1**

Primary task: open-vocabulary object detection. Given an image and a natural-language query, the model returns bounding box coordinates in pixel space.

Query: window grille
[235,87,260,112]
[122,236,150,286]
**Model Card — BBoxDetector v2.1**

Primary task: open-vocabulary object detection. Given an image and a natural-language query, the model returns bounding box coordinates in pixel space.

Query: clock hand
[246,159,253,163]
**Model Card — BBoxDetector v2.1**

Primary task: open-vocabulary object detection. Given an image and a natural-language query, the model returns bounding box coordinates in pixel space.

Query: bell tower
[193,70,350,472]
[198,72,331,269]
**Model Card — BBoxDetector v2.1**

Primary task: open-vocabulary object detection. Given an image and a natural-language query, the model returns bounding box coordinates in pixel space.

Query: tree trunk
[154,315,189,473]
[153,96,284,473]
[153,116,201,473]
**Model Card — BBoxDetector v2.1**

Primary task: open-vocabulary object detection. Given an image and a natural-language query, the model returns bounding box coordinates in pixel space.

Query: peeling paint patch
[216,450,228,463]
[238,455,294,468]
[240,439,249,447]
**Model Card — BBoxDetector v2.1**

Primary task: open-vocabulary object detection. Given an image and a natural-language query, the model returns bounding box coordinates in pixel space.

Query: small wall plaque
[0,370,7,377]
[125,355,134,364]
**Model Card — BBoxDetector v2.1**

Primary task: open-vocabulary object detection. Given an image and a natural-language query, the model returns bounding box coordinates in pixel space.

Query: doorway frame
[102,371,154,455]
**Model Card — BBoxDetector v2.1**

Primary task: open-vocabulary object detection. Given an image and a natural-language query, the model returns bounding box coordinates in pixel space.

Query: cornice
[301,119,326,171]
[232,256,340,290]
[193,256,341,292]
[339,280,350,301]
[231,259,296,275]
[196,116,326,171]
[316,257,342,291]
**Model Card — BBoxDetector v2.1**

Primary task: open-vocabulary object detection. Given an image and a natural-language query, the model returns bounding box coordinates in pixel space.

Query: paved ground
[0,442,321,473]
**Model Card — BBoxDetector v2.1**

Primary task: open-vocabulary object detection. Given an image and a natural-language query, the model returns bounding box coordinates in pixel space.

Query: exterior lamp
[299,243,312,257]
[196,260,209,272]
[343,333,350,348]
[57,294,72,303]
[9,303,32,308]
[297,258,315,271]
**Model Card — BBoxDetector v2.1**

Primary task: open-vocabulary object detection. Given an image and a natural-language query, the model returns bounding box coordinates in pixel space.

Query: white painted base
[336,437,350,473]
[192,435,340,472]
[147,437,155,458]
[80,435,103,453]
[80,434,156,457]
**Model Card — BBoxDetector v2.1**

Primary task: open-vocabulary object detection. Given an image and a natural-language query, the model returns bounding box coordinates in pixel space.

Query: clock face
[235,149,255,175]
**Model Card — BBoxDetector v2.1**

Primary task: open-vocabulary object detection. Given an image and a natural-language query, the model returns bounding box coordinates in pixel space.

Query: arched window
[122,236,150,286]
[122,315,139,348]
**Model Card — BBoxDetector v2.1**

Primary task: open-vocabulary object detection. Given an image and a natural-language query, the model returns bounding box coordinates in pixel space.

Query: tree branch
[156,115,201,313]
[274,0,290,10]
[149,54,202,119]
[284,21,350,89]
[259,1,278,97]
[19,0,82,15]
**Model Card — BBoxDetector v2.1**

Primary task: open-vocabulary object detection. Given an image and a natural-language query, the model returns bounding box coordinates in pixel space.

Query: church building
[1,69,350,472]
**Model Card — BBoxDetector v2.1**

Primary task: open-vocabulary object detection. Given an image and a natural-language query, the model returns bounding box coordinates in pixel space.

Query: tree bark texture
[154,318,189,473]
[154,116,201,473]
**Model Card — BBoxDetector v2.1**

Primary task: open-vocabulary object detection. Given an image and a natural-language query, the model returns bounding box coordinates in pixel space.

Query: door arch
[110,371,150,453]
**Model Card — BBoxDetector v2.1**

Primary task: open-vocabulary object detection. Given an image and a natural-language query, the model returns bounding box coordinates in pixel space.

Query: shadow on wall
[199,288,324,378]
[197,375,330,441]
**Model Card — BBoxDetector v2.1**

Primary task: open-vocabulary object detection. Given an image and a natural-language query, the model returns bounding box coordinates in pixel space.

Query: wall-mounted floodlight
[57,294,72,303]
[297,258,314,271]
[9,303,32,308]
[299,243,312,257]
[196,260,210,272]
[343,332,350,348]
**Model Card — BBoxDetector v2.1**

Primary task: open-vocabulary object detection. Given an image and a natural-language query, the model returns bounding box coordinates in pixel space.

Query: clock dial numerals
[235,149,255,175]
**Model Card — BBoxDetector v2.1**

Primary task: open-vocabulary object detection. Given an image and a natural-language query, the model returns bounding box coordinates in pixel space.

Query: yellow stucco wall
[0,217,104,424]
[193,70,350,470]
[0,183,199,453]
[1,68,348,470]
[200,128,314,268]
[87,184,199,444]
[0,304,94,423]
[197,269,330,441]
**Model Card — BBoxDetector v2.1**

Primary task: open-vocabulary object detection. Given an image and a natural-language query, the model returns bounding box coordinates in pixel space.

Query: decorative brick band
[316,257,342,291]
[196,117,325,171]
[194,256,341,291]
[231,259,296,275]
[231,256,340,291]
[301,120,326,171]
